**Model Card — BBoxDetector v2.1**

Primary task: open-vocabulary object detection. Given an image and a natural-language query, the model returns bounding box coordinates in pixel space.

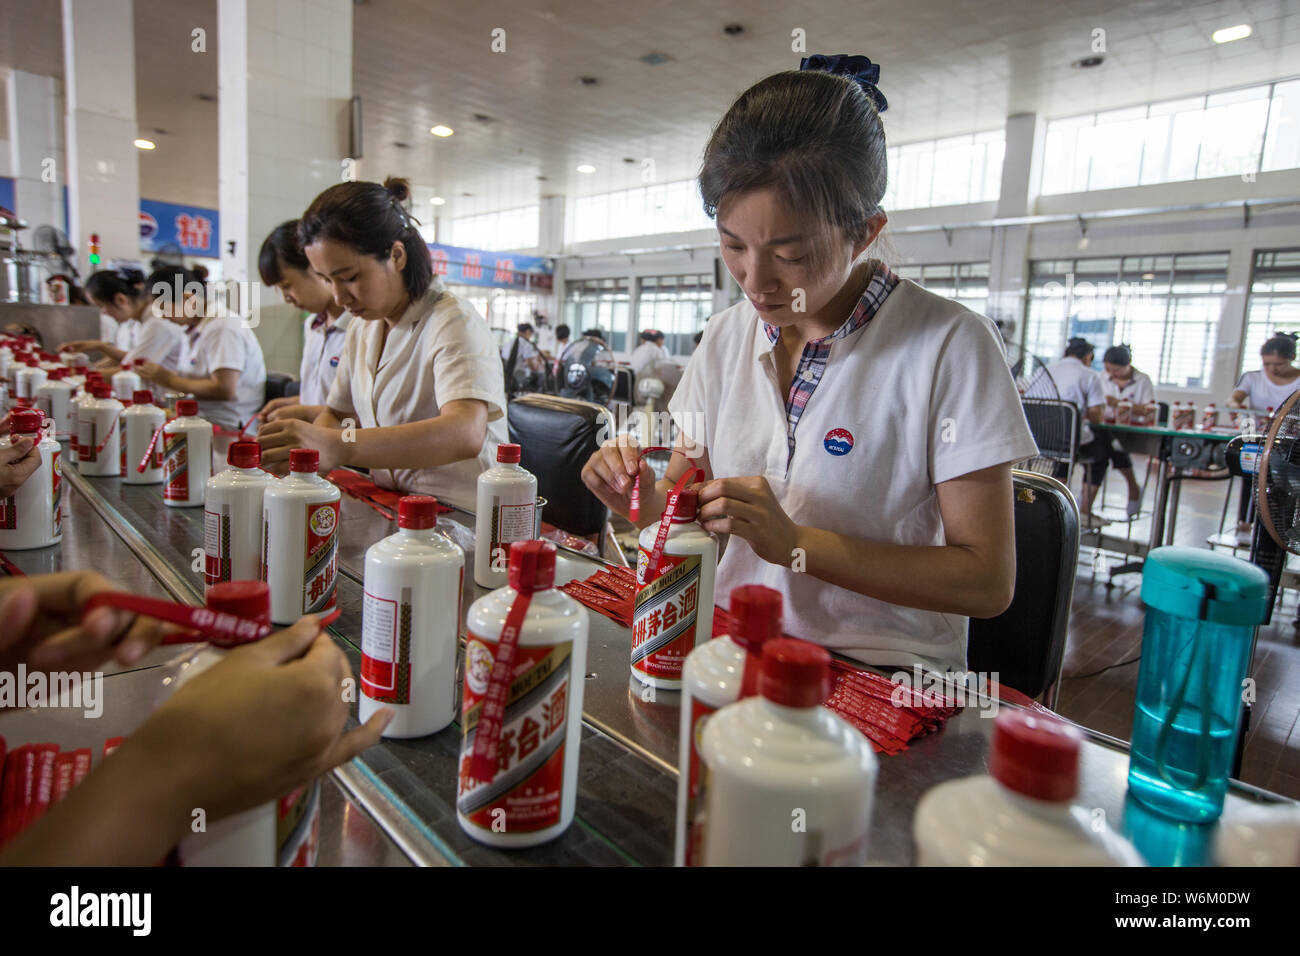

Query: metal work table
[4,462,1295,866]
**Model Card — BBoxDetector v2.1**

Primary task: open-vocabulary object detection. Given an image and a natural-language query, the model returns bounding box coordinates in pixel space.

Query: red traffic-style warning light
[88,232,101,267]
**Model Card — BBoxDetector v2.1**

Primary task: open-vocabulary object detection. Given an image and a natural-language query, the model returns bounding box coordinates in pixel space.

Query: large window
[883,131,1004,210]
[446,206,539,252]
[1042,79,1300,194]
[1241,249,1300,378]
[1024,253,1229,388]
[893,261,989,315]
[563,277,631,352]
[637,274,712,357]
[571,180,714,244]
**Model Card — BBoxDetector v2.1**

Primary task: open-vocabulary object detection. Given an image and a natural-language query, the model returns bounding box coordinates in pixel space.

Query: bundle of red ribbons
[326,469,453,522]
[559,565,636,626]
[0,736,123,849]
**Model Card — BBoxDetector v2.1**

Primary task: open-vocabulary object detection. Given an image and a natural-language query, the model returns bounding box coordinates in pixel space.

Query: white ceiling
[2,0,1299,224]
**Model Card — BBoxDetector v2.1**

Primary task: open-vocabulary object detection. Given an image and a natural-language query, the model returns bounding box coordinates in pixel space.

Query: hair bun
[798,54,888,112]
[383,176,412,204]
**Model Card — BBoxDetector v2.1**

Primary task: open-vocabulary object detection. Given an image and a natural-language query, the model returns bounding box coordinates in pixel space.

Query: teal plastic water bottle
[1128,547,1268,823]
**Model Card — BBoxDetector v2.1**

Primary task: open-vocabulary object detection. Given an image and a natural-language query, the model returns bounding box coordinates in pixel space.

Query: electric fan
[1247,389,1300,626]
[31,224,79,281]
[1008,343,1073,478]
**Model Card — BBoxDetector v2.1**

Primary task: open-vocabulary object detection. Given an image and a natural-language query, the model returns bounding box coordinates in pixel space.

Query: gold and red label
[303,500,339,614]
[204,508,232,587]
[632,549,701,681]
[162,432,189,500]
[457,634,572,833]
[683,695,716,867]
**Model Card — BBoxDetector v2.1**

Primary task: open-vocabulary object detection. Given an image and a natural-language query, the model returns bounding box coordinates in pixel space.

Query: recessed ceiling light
[472,113,494,123]
[639,52,671,66]
[392,141,410,148]
[622,157,637,164]
[1071,55,1104,69]
[431,196,446,206]
[723,24,744,36]
[461,191,473,197]
[1142,272,1155,280]
[196,92,216,102]
[578,76,598,86]
[1212,24,1252,44]
[430,125,454,137]
[133,138,156,150]
[576,164,596,174]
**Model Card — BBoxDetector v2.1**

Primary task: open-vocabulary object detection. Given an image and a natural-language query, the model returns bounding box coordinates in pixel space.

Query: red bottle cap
[398,494,438,530]
[671,488,699,522]
[228,441,261,469]
[14,397,32,408]
[176,399,199,416]
[205,580,271,627]
[85,371,104,382]
[74,365,89,374]
[48,367,67,380]
[729,585,782,651]
[289,447,319,473]
[759,638,832,708]
[989,709,1081,803]
[10,409,43,435]
[497,443,522,463]
[91,382,111,399]
[508,539,556,591]
[120,364,131,372]
[133,389,154,405]
[134,358,147,368]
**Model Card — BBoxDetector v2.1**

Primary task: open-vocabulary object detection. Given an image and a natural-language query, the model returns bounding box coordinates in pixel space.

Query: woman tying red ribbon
[583,55,1038,674]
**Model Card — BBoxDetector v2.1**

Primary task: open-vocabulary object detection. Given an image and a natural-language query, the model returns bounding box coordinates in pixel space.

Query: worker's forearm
[339,416,486,470]
[794,526,1013,619]
[163,371,234,401]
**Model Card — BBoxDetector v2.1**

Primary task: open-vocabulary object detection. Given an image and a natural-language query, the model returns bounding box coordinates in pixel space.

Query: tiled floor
[1058,457,1300,801]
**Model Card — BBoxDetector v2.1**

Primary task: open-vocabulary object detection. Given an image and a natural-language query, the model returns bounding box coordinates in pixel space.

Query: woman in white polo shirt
[1228,332,1300,533]
[1099,343,1155,518]
[256,177,506,511]
[60,267,185,372]
[1025,337,1108,524]
[135,265,267,430]
[582,57,1037,674]
[255,220,351,424]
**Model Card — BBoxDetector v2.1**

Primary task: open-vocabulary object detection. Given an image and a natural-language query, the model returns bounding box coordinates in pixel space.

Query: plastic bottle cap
[508,539,556,591]
[990,709,1082,802]
[229,441,261,469]
[74,365,88,374]
[289,447,319,472]
[14,398,31,407]
[729,585,782,651]
[134,358,147,367]
[205,580,271,627]
[10,409,43,435]
[91,382,111,398]
[133,389,154,405]
[496,443,522,463]
[176,399,199,416]
[48,368,67,380]
[759,638,832,708]
[120,364,131,372]
[398,494,438,529]
[671,488,699,522]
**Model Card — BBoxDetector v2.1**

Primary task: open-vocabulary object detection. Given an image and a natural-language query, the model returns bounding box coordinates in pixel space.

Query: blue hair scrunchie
[799,54,888,113]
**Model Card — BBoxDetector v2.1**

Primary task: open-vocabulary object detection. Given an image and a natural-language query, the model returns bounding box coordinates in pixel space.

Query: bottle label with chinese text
[303,500,339,614]
[684,694,716,867]
[457,634,573,833]
[632,549,702,681]
[361,586,413,704]
[162,432,188,500]
[204,506,232,587]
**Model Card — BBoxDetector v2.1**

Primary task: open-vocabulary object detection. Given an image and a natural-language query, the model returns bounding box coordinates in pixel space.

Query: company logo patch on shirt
[329,356,339,367]
[824,428,854,456]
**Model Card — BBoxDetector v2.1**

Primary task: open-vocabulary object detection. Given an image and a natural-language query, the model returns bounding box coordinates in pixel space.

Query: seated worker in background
[630,329,671,377]
[584,57,1037,674]
[1025,337,1107,526]
[256,221,351,424]
[0,570,389,866]
[135,266,268,431]
[256,177,506,511]
[1100,343,1155,518]
[502,322,545,394]
[1228,331,1300,535]
[59,267,185,372]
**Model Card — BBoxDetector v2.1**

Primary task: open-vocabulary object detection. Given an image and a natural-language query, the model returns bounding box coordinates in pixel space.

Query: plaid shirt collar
[760,262,900,467]
[310,310,345,334]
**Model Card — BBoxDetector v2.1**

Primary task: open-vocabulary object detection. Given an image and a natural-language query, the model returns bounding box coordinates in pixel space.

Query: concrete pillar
[5,70,65,236]
[218,0,352,373]
[988,112,1039,343]
[62,0,141,268]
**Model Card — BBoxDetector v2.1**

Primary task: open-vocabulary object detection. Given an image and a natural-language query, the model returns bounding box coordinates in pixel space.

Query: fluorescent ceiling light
[1212,24,1252,43]
[133,139,156,150]
[430,125,454,137]
[431,196,446,206]
[576,164,596,174]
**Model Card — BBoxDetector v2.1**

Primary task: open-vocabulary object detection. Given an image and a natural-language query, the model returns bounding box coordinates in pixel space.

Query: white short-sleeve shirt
[326,277,508,511]
[1234,369,1300,412]
[114,317,141,351]
[668,278,1038,672]
[1101,368,1155,406]
[99,313,118,342]
[299,311,350,407]
[630,341,671,377]
[178,314,268,430]
[123,316,184,371]
[1025,356,1106,443]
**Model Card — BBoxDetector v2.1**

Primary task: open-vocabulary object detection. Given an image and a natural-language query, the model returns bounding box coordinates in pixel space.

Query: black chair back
[968,470,1078,706]
[1019,398,1080,476]
[264,371,295,403]
[508,394,614,538]
[613,367,635,404]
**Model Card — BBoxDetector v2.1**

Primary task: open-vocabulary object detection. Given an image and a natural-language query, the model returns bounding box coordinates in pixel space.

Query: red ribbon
[466,578,536,785]
[136,422,166,473]
[91,410,122,456]
[80,592,340,648]
[628,445,672,523]
[642,466,704,585]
